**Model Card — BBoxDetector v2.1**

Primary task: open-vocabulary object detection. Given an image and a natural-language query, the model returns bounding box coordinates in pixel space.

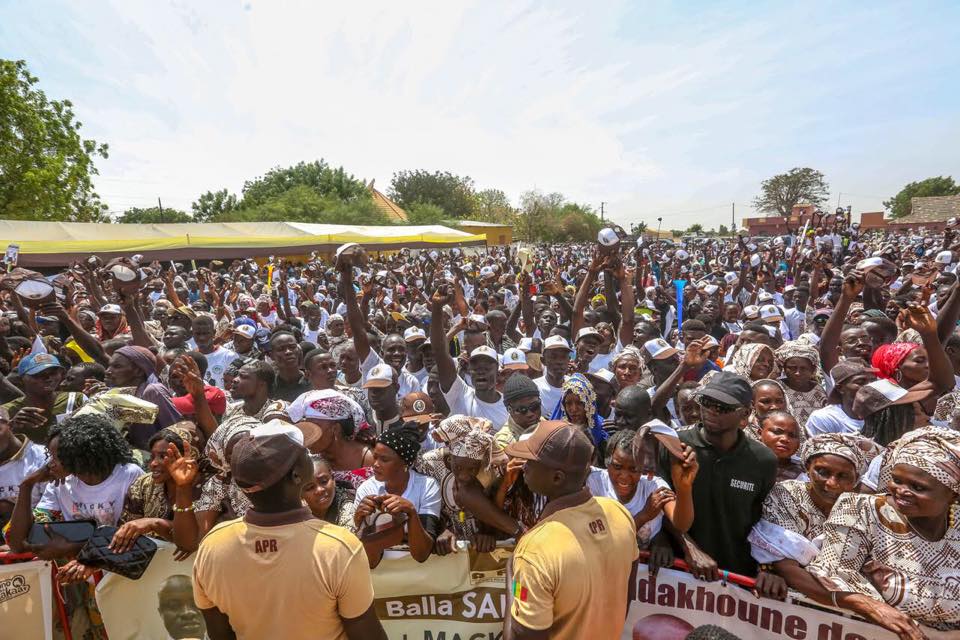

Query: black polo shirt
[657,425,777,577]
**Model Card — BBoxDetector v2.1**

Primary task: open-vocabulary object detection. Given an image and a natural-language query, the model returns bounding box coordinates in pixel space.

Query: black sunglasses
[696,396,739,414]
[510,400,542,415]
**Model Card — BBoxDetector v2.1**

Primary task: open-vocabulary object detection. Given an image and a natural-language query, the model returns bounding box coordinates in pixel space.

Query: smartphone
[27,519,97,545]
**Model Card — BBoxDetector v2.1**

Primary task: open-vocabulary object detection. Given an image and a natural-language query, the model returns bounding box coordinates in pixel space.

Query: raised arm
[618,265,636,349]
[119,292,157,349]
[339,266,371,361]
[430,283,458,392]
[42,301,109,366]
[819,271,862,371]
[570,252,603,339]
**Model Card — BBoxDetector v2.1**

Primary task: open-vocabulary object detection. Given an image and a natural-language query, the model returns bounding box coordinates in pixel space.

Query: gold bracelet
[172,504,195,513]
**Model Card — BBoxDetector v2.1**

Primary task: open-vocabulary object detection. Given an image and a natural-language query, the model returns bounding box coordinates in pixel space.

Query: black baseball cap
[696,371,752,407]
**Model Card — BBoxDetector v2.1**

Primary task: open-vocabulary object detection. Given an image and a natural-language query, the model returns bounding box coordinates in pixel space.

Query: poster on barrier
[96,542,203,640]
[0,559,53,640]
[622,563,957,640]
[372,547,512,639]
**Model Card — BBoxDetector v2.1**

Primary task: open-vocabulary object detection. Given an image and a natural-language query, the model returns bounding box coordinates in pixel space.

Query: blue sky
[2,1,958,228]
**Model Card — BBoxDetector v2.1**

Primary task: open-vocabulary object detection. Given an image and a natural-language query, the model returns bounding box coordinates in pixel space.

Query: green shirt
[2,392,85,444]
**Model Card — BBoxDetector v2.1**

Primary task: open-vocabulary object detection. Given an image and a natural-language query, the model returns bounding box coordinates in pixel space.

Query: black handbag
[77,525,158,580]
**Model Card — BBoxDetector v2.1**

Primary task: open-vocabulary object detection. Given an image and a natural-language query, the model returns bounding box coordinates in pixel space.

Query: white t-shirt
[202,346,239,389]
[354,470,441,518]
[303,326,323,345]
[0,437,48,508]
[783,307,805,341]
[589,340,623,374]
[534,376,565,418]
[360,350,421,402]
[586,467,669,544]
[805,404,863,437]
[407,366,429,387]
[36,463,143,526]
[443,375,509,427]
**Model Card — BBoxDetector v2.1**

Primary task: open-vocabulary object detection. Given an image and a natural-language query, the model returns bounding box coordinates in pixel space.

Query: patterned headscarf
[799,433,879,476]
[378,423,422,466]
[871,342,920,382]
[725,343,779,381]
[432,415,501,468]
[747,378,798,442]
[206,415,261,473]
[775,342,823,383]
[552,373,608,445]
[287,389,367,431]
[160,422,202,461]
[611,345,643,368]
[887,426,960,494]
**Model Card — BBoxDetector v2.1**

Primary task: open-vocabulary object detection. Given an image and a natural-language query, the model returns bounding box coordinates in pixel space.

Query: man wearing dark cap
[504,421,638,640]
[193,425,386,640]
[656,371,777,580]
[496,374,543,451]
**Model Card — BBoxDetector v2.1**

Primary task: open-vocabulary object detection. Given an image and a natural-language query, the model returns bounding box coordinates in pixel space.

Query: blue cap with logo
[18,353,63,377]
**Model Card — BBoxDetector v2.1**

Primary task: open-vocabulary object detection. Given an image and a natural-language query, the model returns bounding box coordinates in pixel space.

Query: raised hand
[163,441,199,487]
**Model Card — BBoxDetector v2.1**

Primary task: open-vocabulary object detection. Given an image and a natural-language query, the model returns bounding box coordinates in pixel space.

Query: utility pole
[731,202,735,234]
[158,197,165,223]
[600,201,606,223]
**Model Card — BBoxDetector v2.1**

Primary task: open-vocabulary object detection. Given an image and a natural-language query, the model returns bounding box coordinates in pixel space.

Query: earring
[895,371,903,384]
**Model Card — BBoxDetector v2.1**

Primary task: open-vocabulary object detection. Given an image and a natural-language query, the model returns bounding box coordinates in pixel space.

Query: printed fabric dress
[748,479,827,565]
[807,492,960,631]
[783,385,829,431]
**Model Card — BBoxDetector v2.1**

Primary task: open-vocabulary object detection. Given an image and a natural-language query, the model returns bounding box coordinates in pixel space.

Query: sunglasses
[510,401,542,415]
[696,396,739,414]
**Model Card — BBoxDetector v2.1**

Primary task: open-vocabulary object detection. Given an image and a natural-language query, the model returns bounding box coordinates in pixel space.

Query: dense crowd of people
[2,215,960,639]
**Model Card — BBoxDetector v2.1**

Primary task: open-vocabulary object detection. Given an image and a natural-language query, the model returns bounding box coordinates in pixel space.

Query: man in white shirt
[536,336,571,417]
[431,292,509,426]
[191,315,237,389]
[805,361,876,436]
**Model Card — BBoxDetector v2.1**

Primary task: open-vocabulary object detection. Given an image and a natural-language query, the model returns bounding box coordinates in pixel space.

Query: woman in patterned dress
[776,342,828,431]
[303,455,356,532]
[750,433,873,599]
[807,427,960,636]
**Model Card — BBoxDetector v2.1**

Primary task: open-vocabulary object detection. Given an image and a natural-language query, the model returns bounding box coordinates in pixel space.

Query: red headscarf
[871,342,920,382]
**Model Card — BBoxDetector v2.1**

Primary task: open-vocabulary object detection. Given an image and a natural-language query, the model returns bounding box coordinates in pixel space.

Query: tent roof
[0,220,484,267]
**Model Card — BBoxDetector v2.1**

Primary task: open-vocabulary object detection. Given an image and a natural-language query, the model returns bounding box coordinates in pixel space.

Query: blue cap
[234,317,257,329]
[254,328,271,348]
[18,353,63,377]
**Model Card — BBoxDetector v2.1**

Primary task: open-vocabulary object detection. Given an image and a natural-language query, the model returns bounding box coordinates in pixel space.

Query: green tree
[219,185,389,225]
[0,59,109,221]
[718,224,730,236]
[388,170,476,218]
[516,190,565,241]
[633,221,648,235]
[117,206,192,223]
[406,202,448,226]
[685,223,704,235]
[472,188,514,223]
[753,167,829,217]
[884,176,960,219]
[241,160,369,207]
[192,189,239,222]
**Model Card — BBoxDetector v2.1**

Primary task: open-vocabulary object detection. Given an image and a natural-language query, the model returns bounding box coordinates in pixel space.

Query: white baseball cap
[642,338,678,361]
[760,304,783,322]
[676,249,689,261]
[518,337,535,352]
[702,284,719,295]
[724,272,738,285]
[543,335,572,352]
[750,254,762,267]
[783,285,797,294]
[233,325,256,339]
[403,327,426,343]
[98,304,123,315]
[597,228,620,247]
[469,345,499,363]
[936,251,953,265]
[743,305,760,319]
[362,363,396,389]
[586,368,616,386]
[479,266,496,278]
[502,348,528,370]
[757,291,774,303]
[575,327,602,343]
